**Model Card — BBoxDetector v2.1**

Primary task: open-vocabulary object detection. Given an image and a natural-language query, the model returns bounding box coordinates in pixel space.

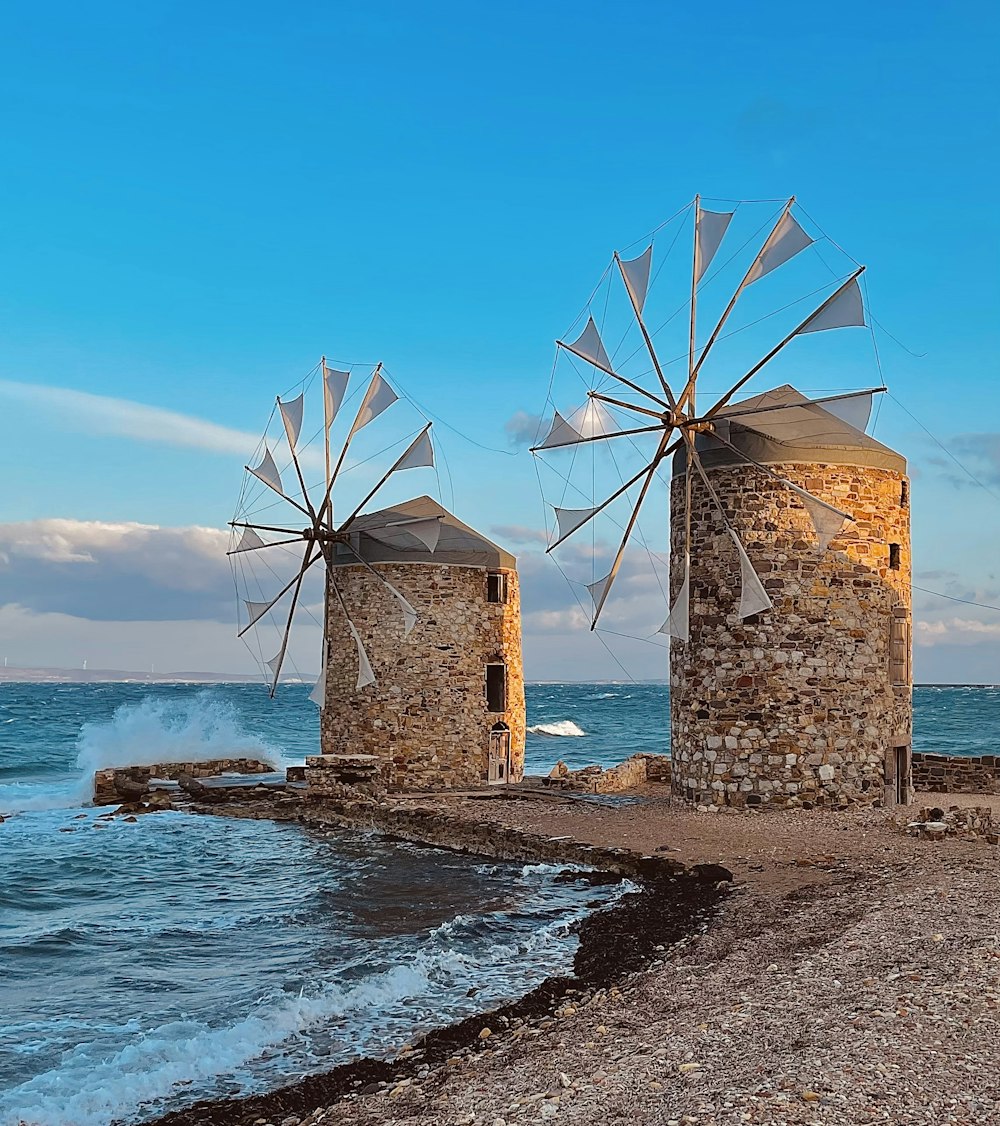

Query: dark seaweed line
[145,873,727,1126]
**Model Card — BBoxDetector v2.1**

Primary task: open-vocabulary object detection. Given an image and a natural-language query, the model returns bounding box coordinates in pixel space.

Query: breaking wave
[526,720,586,737]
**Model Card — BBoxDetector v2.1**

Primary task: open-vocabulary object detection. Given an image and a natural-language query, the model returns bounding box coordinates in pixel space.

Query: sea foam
[526,720,586,737]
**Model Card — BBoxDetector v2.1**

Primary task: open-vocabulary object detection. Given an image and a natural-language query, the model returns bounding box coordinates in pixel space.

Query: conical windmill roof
[332,496,517,569]
[673,384,905,475]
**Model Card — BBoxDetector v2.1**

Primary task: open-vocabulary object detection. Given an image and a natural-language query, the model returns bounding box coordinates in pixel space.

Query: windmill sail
[393,427,434,471]
[587,573,612,607]
[797,278,865,334]
[561,316,613,374]
[554,506,599,541]
[248,447,284,496]
[382,580,418,637]
[537,410,584,450]
[348,372,398,438]
[309,641,328,707]
[659,556,690,641]
[619,246,653,313]
[279,394,304,451]
[728,529,773,618]
[746,212,813,285]
[695,208,734,282]
[782,481,851,551]
[323,366,349,428]
[816,390,873,433]
[231,526,267,553]
[347,621,376,690]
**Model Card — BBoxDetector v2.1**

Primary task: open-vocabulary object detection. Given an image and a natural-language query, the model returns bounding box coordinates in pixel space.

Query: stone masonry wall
[669,463,911,808]
[912,753,1000,795]
[93,758,273,804]
[320,564,525,790]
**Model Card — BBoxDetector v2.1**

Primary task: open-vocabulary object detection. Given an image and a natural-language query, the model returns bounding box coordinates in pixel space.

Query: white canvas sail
[348,372,398,438]
[818,390,873,433]
[244,598,277,628]
[562,316,613,374]
[797,278,866,334]
[728,529,773,617]
[248,447,284,496]
[232,526,266,553]
[620,245,653,313]
[279,394,304,451]
[658,556,690,641]
[554,506,598,541]
[365,516,442,554]
[746,212,813,285]
[393,427,434,472]
[536,410,584,450]
[695,208,734,282]
[348,621,376,689]
[323,365,349,428]
[587,572,612,607]
[382,580,419,637]
[782,480,851,551]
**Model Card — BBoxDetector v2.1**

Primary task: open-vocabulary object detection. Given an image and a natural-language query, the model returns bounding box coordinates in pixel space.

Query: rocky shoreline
[149,865,726,1126]
[140,787,1000,1126]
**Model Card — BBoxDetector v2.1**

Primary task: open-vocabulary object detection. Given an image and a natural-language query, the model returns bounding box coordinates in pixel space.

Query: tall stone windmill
[533,197,912,809]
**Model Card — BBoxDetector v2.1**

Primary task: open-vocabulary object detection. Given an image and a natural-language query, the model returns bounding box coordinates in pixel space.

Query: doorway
[886,739,911,806]
[895,745,910,806]
[488,723,511,785]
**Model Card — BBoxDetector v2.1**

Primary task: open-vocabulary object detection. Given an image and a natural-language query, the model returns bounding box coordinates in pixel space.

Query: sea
[1,681,998,1126]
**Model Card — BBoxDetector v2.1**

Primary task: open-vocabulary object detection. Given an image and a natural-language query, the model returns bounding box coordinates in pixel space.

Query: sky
[0,1,998,682]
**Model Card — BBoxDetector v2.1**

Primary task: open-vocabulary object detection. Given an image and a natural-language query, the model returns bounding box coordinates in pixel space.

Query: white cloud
[914,617,1000,646]
[0,379,264,458]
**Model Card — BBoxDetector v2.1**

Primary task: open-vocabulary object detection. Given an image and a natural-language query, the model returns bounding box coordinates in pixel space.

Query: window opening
[487,572,508,604]
[485,663,507,712]
[900,480,909,507]
[889,543,901,570]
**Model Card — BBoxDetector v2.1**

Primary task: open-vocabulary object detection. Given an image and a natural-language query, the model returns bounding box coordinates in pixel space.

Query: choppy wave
[0,693,278,815]
[527,720,586,737]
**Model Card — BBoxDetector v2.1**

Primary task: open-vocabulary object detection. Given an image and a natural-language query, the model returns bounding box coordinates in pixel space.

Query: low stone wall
[93,758,273,804]
[549,753,672,795]
[305,754,386,799]
[912,753,1000,795]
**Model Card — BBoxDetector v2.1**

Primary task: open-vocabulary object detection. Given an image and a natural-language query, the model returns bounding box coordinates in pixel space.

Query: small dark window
[486,663,507,712]
[900,480,909,507]
[487,572,508,604]
[889,543,901,570]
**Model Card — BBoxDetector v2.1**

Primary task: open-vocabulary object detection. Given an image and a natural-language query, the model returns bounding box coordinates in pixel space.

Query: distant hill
[0,665,315,684]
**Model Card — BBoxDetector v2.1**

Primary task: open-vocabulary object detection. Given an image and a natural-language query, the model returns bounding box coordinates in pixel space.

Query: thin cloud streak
[0,379,262,458]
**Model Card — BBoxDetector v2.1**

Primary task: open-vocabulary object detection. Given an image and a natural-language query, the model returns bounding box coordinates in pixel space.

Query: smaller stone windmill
[229,360,435,699]
[229,359,525,791]
[533,197,911,808]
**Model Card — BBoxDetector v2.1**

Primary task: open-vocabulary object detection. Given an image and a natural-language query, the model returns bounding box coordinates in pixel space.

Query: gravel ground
[293,795,1000,1126]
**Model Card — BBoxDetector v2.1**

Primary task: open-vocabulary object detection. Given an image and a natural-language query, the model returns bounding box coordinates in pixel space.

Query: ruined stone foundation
[319,563,525,790]
[669,462,911,808]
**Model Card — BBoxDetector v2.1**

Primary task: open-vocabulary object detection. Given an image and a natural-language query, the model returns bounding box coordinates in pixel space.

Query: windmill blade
[613,253,678,408]
[589,428,675,628]
[248,447,284,496]
[363,516,442,553]
[279,394,304,451]
[339,424,435,528]
[238,545,320,637]
[230,526,267,554]
[691,198,796,382]
[694,206,734,283]
[686,438,772,620]
[558,316,614,375]
[618,245,652,314]
[545,437,673,553]
[309,640,328,707]
[704,267,867,420]
[265,544,319,696]
[530,421,665,453]
[323,365,350,428]
[348,368,398,440]
[658,556,690,641]
[330,574,377,690]
[745,210,814,286]
[702,387,884,431]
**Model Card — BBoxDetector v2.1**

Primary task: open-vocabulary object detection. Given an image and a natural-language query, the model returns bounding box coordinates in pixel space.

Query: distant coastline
[0,665,294,684]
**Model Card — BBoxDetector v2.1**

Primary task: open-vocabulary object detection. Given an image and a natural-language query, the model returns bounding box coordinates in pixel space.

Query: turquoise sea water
[0,681,995,1125]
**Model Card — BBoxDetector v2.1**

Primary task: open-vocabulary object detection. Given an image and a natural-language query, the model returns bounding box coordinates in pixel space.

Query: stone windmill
[533,197,912,809]
[229,359,525,791]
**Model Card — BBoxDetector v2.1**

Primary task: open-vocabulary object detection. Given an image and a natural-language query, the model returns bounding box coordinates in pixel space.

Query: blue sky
[0,1,998,680]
